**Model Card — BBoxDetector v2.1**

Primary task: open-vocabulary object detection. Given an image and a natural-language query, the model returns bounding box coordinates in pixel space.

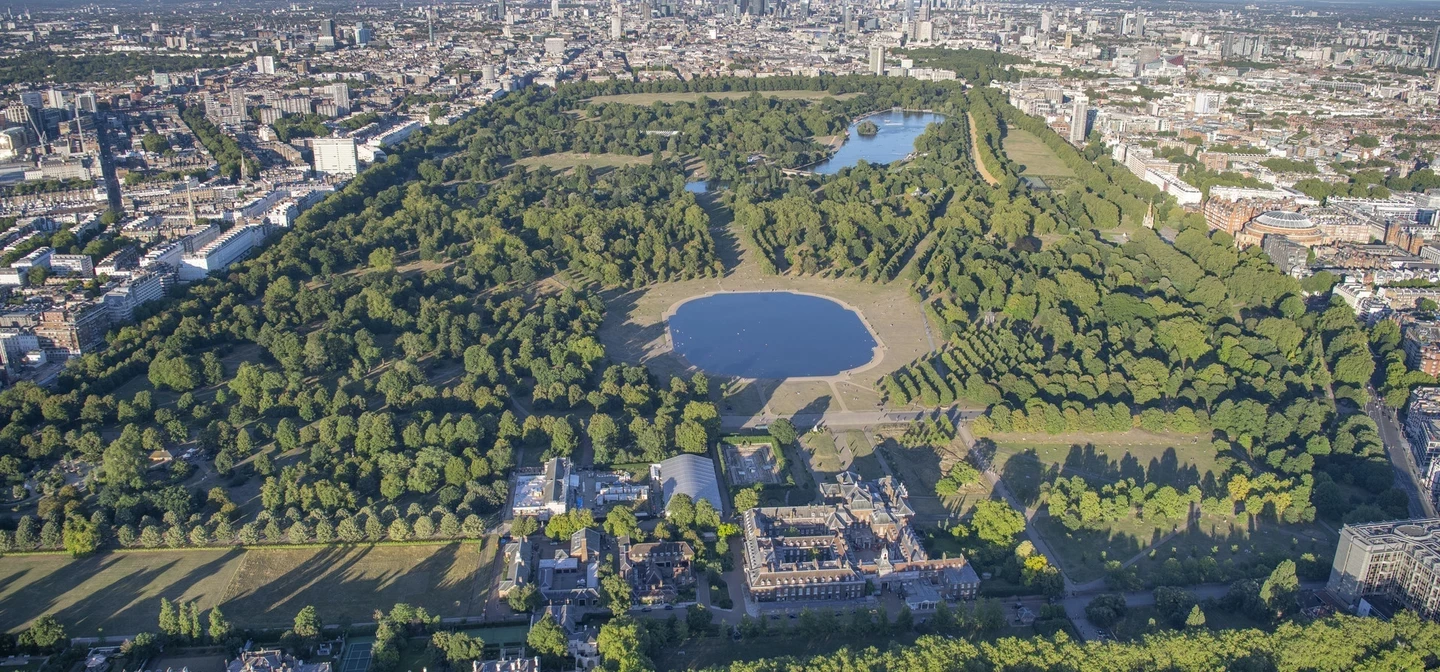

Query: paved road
[721,407,985,431]
[1366,391,1435,519]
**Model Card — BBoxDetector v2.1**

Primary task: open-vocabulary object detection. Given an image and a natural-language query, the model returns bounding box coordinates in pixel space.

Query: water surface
[668,292,879,378]
[813,111,945,175]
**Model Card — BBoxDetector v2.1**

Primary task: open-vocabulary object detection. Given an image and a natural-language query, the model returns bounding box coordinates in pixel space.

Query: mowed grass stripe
[0,543,484,636]
[1000,128,1076,178]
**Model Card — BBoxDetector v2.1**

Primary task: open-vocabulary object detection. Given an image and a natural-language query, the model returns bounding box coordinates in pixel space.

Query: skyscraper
[842,4,851,33]
[551,0,560,17]
[313,137,359,176]
[318,19,336,48]
[869,43,885,76]
[1069,95,1089,145]
[1429,26,1440,70]
[328,83,351,114]
[355,22,372,46]
[610,4,622,39]
[1039,10,1051,33]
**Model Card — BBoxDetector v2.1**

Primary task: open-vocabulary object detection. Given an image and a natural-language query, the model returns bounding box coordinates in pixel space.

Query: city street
[1366,391,1435,519]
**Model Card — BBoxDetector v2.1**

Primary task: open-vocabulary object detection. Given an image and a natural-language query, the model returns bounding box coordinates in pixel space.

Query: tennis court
[341,640,373,672]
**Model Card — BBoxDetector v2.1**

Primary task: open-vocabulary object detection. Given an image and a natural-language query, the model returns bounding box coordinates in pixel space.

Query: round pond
[666,291,880,378]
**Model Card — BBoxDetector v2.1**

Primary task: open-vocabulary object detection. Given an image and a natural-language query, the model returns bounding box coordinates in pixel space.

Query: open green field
[988,431,1215,505]
[1033,508,1335,584]
[1001,129,1075,178]
[983,431,1325,582]
[1123,518,1336,584]
[802,429,884,482]
[0,543,485,636]
[513,152,650,171]
[587,90,861,106]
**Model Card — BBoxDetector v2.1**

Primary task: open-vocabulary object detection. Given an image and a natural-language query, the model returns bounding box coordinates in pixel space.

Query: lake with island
[684,110,945,192]
[812,110,946,175]
[667,291,880,379]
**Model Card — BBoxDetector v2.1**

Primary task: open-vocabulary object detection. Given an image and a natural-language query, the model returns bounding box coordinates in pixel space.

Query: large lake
[667,292,879,378]
[812,110,945,175]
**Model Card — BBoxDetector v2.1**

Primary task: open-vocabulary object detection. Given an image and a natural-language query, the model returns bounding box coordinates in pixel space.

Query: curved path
[967,111,1000,187]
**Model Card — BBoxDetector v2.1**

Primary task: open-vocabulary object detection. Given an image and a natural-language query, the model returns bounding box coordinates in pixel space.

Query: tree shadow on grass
[0,549,245,636]
[223,543,468,629]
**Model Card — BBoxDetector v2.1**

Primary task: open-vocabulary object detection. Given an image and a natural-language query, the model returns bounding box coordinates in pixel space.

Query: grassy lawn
[221,543,484,628]
[875,430,986,521]
[586,91,861,106]
[801,429,884,482]
[987,431,1215,506]
[1001,129,1075,178]
[1032,512,1185,584]
[985,432,1240,583]
[1125,518,1336,583]
[0,549,248,636]
[0,543,485,636]
[513,152,650,171]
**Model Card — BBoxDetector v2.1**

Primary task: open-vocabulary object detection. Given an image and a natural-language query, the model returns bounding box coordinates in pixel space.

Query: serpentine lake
[812,110,946,175]
[667,292,880,379]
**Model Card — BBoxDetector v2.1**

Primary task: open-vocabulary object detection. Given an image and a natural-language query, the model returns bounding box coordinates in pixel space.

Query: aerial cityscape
[0,0,1439,670]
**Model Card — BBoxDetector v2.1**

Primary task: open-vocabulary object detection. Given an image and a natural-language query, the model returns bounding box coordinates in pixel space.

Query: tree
[507,583,540,612]
[1261,559,1299,618]
[1085,593,1127,628]
[293,605,322,639]
[431,631,484,665]
[527,613,570,660]
[18,615,65,651]
[732,484,761,511]
[62,516,99,558]
[158,597,179,635]
[102,426,146,488]
[511,516,539,538]
[602,572,633,613]
[686,604,714,633]
[369,247,397,270]
[123,632,160,659]
[208,607,232,642]
[667,493,696,529]
[597,617,650,672]
[1185,604,1207,629]
[935,461,981,496]
[603,504,642,541]
[970,499,1026,548]
[769,418,797,446]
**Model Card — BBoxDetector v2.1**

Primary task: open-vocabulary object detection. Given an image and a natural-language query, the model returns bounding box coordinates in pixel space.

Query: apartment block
[1329,518,1440,619]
